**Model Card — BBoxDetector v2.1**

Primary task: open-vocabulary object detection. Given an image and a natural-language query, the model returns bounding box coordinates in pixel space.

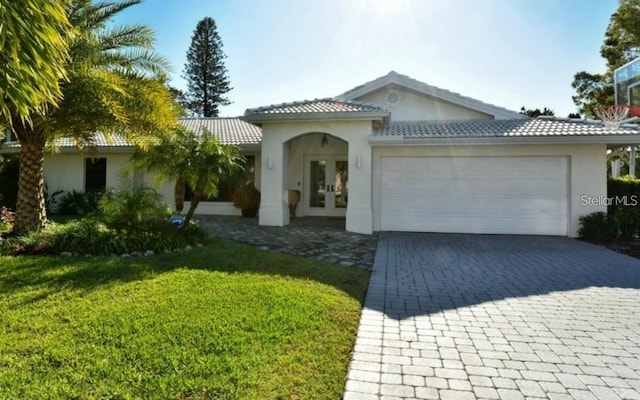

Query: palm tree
[9,0,178,234]
[132,125,244,222]
[0,0,70,124]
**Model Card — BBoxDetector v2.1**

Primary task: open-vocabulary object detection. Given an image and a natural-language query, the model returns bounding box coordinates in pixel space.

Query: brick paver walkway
[345,233,640,400]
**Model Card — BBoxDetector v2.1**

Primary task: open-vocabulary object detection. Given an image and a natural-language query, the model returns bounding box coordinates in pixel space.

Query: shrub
[608,176,640,213]
[232,183,260,217]
[98,185,171,233]
[612,205,640,240]
[44,184,63,214]
[578,212,617,242]
[0,218,209,256]
[0,185,210,256]
[56,190,103,215]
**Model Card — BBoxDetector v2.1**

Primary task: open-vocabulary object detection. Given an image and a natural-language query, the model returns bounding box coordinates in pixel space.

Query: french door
[305,155,348,217]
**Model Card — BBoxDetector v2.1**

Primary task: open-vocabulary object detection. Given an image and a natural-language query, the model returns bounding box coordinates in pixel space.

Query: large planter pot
[241,206,258,218]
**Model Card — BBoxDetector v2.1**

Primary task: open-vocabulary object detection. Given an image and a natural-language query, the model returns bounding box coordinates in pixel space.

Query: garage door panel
[380,156,568,235]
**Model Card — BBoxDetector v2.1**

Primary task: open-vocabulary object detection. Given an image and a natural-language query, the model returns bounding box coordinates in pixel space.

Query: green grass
[0,240,369,399]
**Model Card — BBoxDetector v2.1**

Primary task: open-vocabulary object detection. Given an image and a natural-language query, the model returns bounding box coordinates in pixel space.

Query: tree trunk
[13,138,47,235]
[174,179,186,213]
[184,177,205,222]
[184,193,200,223]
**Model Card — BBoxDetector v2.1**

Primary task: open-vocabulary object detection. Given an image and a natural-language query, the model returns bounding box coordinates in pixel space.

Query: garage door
[380,156,568,235]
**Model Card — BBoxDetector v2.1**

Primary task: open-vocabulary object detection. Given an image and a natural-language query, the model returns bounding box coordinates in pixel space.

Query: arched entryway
[285,132,349,218]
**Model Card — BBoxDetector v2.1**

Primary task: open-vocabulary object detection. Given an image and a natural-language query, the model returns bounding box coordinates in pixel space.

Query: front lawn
[0,241,369,399]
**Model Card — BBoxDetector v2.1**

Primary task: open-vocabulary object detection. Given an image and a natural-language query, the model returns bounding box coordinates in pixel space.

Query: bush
[0,218,209,256]
[612,205,640,240]
[98,185,171,234]
[578,212,617,242]
[0,186,209,256]
[608,176,640,212]
[56,190,103,215]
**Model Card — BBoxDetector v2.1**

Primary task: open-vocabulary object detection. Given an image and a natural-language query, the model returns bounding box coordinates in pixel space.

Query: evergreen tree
[572,0,640,116]
[519,106,555,118]
[182,17,232,117]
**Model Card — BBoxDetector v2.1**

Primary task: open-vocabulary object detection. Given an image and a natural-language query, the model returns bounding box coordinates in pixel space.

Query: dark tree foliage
[519,106,555,118]
[182,17,232,117]
[572,0,640,116]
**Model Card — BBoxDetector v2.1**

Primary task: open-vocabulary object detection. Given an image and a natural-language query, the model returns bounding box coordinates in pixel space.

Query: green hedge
[608,176,640,211]
[596,176,640,240]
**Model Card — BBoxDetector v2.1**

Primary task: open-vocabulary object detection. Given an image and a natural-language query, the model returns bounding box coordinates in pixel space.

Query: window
[85,158,107,191]
[185,155,255,202]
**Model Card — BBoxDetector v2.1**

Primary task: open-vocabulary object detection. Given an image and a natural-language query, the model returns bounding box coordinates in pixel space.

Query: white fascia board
[369,135,640,146]
[238,143,261,152]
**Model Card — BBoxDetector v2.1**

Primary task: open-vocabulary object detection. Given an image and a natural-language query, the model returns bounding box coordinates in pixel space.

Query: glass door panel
[334,160,348,209]
[309,160,326,208]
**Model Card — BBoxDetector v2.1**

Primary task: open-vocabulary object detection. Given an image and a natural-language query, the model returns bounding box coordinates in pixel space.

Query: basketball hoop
[628,105,640,117]
[594,106,630,130]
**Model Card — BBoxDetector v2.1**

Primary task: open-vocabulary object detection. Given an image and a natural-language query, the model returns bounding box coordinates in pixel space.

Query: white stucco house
[4,71,640,237]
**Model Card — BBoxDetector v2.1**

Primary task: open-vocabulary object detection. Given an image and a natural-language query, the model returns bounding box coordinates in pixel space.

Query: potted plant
[232,182,260,217]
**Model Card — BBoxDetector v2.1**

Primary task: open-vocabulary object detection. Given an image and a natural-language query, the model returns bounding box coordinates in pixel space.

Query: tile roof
[379,117,640,138]
[179,118,261,145]
[1,118,262,151]
[338,71,525,120]
[244,98,387,115]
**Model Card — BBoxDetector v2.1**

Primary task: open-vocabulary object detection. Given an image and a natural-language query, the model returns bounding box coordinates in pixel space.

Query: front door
[305,155,348,217]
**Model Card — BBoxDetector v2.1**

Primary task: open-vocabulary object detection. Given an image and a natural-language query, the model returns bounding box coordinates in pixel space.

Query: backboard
[615,57,640,107]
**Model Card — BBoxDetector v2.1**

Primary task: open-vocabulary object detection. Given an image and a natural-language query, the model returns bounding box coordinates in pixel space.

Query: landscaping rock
[340,261,354,267]
[121,254,131,258]
[258,246,269,251]
[61,252,73,257]
[184,245,192,251]
[144,250,155,256]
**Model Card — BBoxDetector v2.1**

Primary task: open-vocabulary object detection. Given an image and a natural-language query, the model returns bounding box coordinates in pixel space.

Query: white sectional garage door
[380,156,568,235]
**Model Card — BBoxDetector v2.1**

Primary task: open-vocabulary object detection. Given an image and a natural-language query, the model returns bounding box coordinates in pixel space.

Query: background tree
[572,0,640,116]
[131,125,244,222]
[0,0,71,124]
[9,0,178,234]
[519,106,555,118]
[182,17,232,117]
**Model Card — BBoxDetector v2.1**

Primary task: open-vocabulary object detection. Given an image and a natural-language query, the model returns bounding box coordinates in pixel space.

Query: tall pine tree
[182,17,231,117]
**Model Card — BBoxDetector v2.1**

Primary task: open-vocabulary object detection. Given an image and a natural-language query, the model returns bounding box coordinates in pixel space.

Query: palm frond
[89,0,142,27]
[97,24,155,50]
[102,49,172,76]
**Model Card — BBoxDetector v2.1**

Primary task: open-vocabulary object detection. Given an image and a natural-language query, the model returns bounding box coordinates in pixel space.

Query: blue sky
[116,0,618,117]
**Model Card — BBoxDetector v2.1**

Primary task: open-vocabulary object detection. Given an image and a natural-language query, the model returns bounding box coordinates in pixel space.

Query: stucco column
[259,136,289,226]
[346,137,373,234]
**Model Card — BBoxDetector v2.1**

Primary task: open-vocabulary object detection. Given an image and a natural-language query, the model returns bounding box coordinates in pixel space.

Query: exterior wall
[44,153,133,193]
[354,86,493,121]
[372,143,607,237]
[259,120,374,234]
[43,151,262,217]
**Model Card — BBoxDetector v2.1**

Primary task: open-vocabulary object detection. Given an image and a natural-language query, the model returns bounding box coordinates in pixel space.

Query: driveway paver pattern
[345,233,640,400]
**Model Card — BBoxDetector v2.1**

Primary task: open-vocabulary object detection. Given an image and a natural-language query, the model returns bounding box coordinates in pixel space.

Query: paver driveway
[345,233,640,400]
